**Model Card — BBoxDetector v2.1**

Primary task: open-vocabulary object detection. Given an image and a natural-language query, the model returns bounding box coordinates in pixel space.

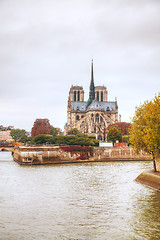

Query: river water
[0,152,160,240]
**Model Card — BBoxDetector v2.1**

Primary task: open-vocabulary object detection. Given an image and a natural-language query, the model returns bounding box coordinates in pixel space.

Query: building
[0,125,14,141]
[65,60,118,140]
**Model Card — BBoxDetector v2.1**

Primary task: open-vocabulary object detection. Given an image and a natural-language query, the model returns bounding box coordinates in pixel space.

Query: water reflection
[0,153,159,240]
[131,189,160,240]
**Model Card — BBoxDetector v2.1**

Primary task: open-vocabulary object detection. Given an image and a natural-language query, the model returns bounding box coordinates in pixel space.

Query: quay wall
[13,146,152,165]
[135,170,160,190]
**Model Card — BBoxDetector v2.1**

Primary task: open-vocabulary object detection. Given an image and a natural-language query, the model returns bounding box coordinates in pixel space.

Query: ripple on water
[0,156,160,240]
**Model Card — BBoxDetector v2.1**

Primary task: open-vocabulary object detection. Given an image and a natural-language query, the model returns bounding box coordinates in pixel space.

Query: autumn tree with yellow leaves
[130,93,160,171]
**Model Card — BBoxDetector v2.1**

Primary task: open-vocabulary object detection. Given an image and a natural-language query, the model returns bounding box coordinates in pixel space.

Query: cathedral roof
[71,102,87,111]
[87,99,116,111]
[71,99,116,112]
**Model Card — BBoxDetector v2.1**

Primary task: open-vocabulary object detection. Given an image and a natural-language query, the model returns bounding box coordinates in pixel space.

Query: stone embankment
[13,146,152,165]
[135,170,160,190]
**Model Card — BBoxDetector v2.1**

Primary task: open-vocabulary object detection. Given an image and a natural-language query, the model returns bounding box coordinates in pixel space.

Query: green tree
[67,128,80,135]
[130,94,160,171]
[50,126,58,136]
[107,125,122,144]
[123,135,130,144]
[10,129,26,141]
[19,135,30,143]
[32,132,99,147]
[33,134,55,144]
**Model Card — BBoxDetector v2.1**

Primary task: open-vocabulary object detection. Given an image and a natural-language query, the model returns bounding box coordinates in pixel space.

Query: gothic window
[100,116,103,123]
[98,135,102,140]
[94,126,96,133]
[96,113,99,123]
[76,115,79,120]
[74,91,76,101]
[78,91,80,101]
[91,113,94,122]
[85,125,88,133]
[97,91,99,101]
[101,91,103,102]
[81,115,84,118]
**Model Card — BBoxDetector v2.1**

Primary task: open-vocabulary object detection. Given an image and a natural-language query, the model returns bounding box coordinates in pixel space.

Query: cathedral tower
[89,60,95,103]
[66,61,118,139]
[95,86,108,102]
[68,86,84,102]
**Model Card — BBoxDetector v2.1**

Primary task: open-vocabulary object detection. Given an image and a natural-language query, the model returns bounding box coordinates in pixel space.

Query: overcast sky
[0,0,160,132]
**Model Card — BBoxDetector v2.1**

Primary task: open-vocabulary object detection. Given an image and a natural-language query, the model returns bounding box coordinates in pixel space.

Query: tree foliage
[107,125,122,143]
[122,135,130,144]
[10,129,26,141]
[50,126,58,136]
[67,128,80,135]
[31,119,51,137]
[32,134,99,147]
[130,94,160,164]
[19,135,31,143]
[108,122,131,136]
[33,134,55,144]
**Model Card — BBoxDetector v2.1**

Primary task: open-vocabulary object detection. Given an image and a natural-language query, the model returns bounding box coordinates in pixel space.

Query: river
[0,152,160,240]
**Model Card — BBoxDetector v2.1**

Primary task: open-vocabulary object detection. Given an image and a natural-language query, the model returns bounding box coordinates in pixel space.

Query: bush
[33,134,55,144]
[60,146,93,159]
[32,134,98,146]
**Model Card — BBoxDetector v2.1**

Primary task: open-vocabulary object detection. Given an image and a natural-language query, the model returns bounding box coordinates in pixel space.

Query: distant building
[0,125,14,131]
[65,60,118,140]
[0,125,14,141]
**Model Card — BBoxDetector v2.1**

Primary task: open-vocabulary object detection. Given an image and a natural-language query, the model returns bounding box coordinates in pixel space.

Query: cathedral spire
[89,59,95,103]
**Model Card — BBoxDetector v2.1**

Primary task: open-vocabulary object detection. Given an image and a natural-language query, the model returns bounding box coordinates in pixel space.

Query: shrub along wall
[32,134,99,147]
[60,146,93,160]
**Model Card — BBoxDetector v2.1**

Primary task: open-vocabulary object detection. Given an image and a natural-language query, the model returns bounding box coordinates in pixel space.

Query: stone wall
[93,147,151,161]
[13,146,152,165]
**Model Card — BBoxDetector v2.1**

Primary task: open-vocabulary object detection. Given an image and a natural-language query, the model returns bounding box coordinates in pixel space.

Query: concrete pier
[135,170,160,190]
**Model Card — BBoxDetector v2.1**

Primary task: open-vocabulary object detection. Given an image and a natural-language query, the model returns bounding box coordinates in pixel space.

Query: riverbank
[1,146,14,152]
[13,146,152,165]
[135,170,160,190]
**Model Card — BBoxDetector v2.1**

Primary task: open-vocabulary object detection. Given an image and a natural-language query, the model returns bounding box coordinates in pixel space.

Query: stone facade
[66,61,118,140]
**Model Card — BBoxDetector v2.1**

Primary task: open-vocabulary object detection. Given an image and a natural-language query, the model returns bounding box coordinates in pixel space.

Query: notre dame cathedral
[65,60,118,140]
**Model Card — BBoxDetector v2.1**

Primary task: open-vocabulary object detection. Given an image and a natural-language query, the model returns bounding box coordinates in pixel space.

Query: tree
[32,133,99,147]
[10,129,26,141]
[33,134,55,144]
[108,122,131,136]
[107,125,122,144]
[130,94,160,171]
[19,135,29,143]
[31,119,51,137]
[50,126,58,136]
[122,135,130,144]
[67,128,80,135]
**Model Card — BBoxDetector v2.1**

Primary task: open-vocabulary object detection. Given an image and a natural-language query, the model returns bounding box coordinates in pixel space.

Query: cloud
[0,0,160,131]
